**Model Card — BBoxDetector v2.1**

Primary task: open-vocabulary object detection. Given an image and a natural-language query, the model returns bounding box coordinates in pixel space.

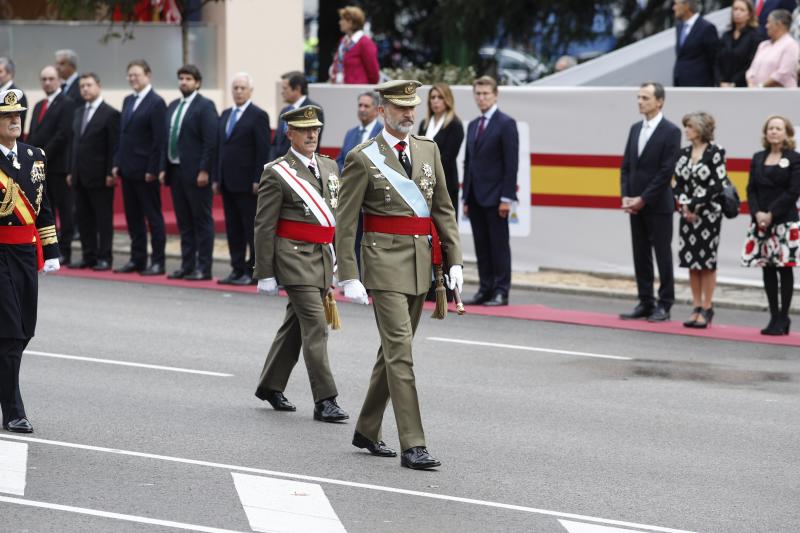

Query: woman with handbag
[673,112,727,328]
[741,115,800,335]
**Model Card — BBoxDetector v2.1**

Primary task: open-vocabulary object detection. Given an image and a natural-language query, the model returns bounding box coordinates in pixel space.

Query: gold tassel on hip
[431,264,447,320]
[324,289,342,330]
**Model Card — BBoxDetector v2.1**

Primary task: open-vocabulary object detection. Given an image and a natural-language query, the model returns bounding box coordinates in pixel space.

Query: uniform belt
[362,214,442,266]
[0,225,44,271]
[276,219,335,244]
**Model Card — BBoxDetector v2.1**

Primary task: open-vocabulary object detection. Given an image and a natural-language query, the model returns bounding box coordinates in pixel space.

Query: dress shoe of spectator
[647,306,670,323]
[68,259,93,269]
[4,418,33,433]
[619,303,653,320]
[401,447,441,470]
[140,263,165,276]
[114,261,144,274]
[167,269,189,279]
[483,292,508,306]
[313,398,349,422]
[184,271,212,281]
[464,291,490,305]
[352,431,397,457]
[230,274,254,286]
[92,260,112,271]
[259,390,296,411]
[217,271,242,285]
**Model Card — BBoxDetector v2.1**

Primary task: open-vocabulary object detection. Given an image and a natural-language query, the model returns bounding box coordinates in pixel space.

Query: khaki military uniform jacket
[336,134,462,295]
[254,150,338,289]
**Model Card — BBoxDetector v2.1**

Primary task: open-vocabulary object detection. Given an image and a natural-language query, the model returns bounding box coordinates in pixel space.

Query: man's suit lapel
[375,134,409,178]
[230,104,252,140]
[370,121,383,138]
[638,120,665,161]
[630,122,643,164]
[476,111,499,152]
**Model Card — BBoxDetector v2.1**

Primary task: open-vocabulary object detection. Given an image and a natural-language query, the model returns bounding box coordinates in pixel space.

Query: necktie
[308,163,322,188]
[226,107,240,139]
[359,126,366,142]
[395,141,412,177]
[168,99,187,161]
[61,82,67,91]
[679,23,690,47]
[476,115,487,142]
[638,123,650,156]
[81,104,91,135]
[6,151,15,164]
[37,99,49,124]
[755,0,764,16]
[123,94,138,126]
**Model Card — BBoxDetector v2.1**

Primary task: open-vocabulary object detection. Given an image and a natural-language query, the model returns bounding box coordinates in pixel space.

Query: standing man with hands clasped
[253,105,349,424]
[336,80,463,470]
[620,82,681,323]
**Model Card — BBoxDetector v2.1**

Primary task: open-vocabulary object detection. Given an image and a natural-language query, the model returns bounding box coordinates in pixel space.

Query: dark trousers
[221,184,256,276]
[121,177,166,267]
[467,197,511,297]
[47,172,74,261]
[168,166,214,275]
[629,211,674,309]
[75,181,114,264]
[0,338,28,425]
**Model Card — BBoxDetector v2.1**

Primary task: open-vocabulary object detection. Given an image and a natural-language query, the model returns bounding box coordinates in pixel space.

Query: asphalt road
[1,275,798,533]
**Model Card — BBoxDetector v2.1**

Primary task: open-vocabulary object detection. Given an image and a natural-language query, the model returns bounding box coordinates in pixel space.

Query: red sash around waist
[0,225,44,271]
[362,214,442,266]
[276,219,335,244]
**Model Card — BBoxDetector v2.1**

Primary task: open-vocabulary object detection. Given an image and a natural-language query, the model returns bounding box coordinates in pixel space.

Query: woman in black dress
[715,0,763,87]
[673,112,727,328]
[741,115,800,335]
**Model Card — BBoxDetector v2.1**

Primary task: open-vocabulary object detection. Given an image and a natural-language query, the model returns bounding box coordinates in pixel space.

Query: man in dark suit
[214,72,270,285]
[673,0,720,87]
[756,0,796,35]
[462,76,518,307]
[159,65,218,281]
[55,49,81,103]
[27,65,76,265]
[68,73,119,271]
[620,82,681,322]
[112,59,167,276]
[273,71,324,157]
[0,57,28,127]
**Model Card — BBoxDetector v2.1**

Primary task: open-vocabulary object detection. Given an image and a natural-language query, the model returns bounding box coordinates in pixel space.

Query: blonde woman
[716,0,763,87]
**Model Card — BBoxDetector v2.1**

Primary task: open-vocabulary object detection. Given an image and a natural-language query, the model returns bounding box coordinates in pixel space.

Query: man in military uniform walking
[335,80,464,469]
[253,105,348,423]
[0,89,60,433]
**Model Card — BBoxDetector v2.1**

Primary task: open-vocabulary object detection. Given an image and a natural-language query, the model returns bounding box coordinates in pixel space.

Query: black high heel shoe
[761,315,778,335]
[693,307,714,329]
[683,306,702,328]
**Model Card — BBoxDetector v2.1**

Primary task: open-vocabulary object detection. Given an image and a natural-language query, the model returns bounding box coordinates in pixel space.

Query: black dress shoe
[619,303,654,320]
[4,418,33,433]
[140,264,165,276]
[68,259,93,269]
[114,261,144,273]
[313,398,349,422]
[259,391,296,411]
[401,447,441,470]
[483,293,508,306]
[217,271,243,285]
[647,306,670,322]
[464,291,490,306]
[167,269,188,279]
[92,260,112,271]
[184,270,212,281]
[230,274,254,286]
[352,431,397,457]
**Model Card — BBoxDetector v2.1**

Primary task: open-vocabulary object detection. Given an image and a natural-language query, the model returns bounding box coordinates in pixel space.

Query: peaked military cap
[0,89,27,113]
[375,80,422,107]
[281,105,323,128]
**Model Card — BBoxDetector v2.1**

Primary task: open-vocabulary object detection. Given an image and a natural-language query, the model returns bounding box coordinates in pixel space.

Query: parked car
[478,46,549,85]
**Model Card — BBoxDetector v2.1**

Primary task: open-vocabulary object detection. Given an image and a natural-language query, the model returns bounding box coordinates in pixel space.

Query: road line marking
[0,441,27,495]
[232,473,347,533]
[0,495,248,533]
[560,519,648,532]
[24,350,234,377]
[427,337,632,361]
[0,435,693,533]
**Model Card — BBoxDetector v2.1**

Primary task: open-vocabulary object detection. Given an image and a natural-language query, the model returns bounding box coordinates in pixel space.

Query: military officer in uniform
[0,89,60,433]
[253,105,349,423]
[335,80,464,469]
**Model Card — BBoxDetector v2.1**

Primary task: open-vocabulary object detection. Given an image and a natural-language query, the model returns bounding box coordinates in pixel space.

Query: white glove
[339,279,369,305]
[257,277,279,296]
[43,258,60,273]
[445,265,463,293]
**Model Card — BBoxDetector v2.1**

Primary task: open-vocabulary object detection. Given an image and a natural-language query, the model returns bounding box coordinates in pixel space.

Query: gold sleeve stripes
[38,225,58,246]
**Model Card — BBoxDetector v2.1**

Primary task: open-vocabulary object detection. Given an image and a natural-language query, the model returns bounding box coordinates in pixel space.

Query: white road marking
[560,519,649,532]
[427,337,633,361]
[24,350,233,377]
[0,435,694,533]
[0,495,248,533]
[0,441,27,495]
[232,473,347,533]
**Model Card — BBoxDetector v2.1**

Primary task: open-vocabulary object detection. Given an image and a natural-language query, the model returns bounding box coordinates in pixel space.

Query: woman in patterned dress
[673,112,726,328]
[741,115,800,335]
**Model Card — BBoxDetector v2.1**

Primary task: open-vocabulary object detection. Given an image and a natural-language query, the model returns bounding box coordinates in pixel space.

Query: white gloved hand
[42,258,60,273]
[257,277,279,296]
[339,279,369,305]
[445,264,463,293]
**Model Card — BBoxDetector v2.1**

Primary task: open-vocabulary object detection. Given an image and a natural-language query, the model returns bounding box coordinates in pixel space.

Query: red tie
[37,99,49,124]
[755,0,764,17]
[476,115,486,141]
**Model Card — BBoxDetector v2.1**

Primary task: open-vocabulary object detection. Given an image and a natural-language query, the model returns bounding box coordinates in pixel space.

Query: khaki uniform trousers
[255,286,338,403]
[356,290,427,451]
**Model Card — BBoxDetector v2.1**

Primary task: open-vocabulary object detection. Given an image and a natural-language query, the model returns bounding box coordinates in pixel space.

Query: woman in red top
[329,6,380,85]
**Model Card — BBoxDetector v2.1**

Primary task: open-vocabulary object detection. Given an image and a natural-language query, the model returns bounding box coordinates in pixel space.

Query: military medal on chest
[418,162,435,200]
[327,173,339,208]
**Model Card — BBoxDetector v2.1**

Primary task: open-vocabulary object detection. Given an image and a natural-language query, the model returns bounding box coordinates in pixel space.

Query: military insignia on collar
[421,163,433,179]
[26,148,33,157]
[372,173,385,180]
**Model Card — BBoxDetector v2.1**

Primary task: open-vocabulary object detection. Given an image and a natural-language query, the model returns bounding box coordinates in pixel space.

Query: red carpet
[54,268,800,347]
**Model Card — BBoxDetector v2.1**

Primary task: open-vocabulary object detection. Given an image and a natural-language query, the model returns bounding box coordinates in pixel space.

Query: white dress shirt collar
[291,147,318,176]
[86,95,104,109]
[359,118,378,140]
[291,95,307,110]
[350,30,364,45]
[643,112,663,131]
[64,71,79,90]
[234,100,251,114]
[381,128,412,164]
[180,90,198,106]
[0,142,18,158]
[45,88,62,104]
[682,13,699,34]
[135,84,152,100]
[480,104,498,122]
[0,80,13,93]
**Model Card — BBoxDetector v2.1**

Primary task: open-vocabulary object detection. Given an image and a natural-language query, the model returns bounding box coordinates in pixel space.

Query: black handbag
[720,179,740,219]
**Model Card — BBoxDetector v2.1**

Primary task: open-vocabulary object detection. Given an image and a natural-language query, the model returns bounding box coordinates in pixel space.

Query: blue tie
[7,151,15,164]
[226,107,240,139]
[679,24,690,47]
[123,94,138,126]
